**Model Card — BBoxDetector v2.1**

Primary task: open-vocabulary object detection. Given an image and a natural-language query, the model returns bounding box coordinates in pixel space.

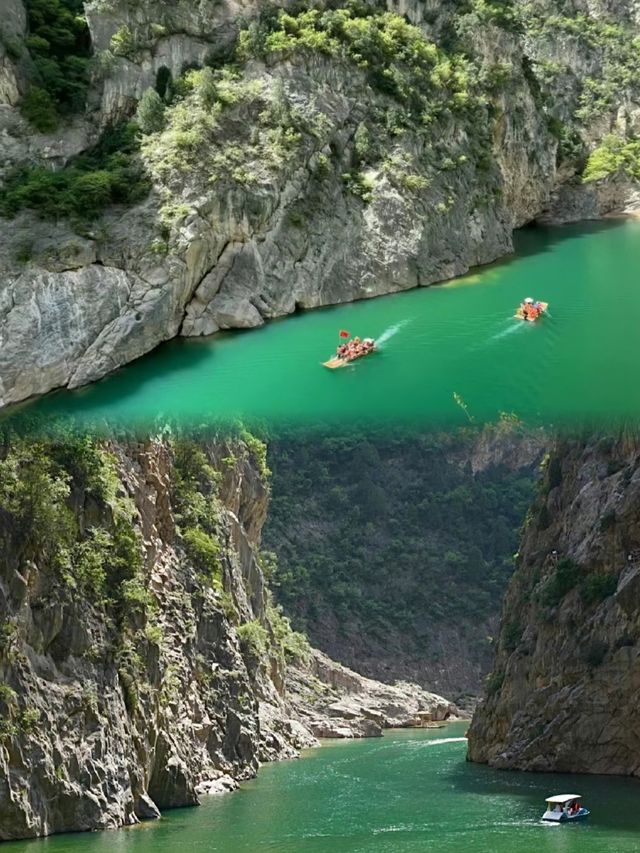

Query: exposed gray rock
[0,265,132,406]
[287,649,465,740]
[2,0,640,407]
[0,437,307,841]
[206,293,265,330]
[0,49,20,107]
[468,437,640,777]
[540,177,640,224]
[0,432,462,840]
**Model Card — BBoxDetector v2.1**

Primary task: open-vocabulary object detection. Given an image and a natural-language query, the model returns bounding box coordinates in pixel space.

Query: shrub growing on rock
[583,134,640,183]
[542,557,582,606]
[182,527,223,588]
[136,87,166,134]
[485,669,505,696]
[580,572,618,605]
[0,122,150,222]
[19,86,59,132]
[236,620,269,666]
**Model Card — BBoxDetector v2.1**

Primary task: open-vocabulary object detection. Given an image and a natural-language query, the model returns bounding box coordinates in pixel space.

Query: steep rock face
[0,435,310,841]
[2,0,640,406]
[468,435,640,776]
[0,0,26,108]
[0,431,464,841]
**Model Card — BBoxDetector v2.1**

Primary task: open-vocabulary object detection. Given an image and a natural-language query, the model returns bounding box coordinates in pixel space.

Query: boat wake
[424,737,468,746]
[377,319,411,347]
[489,321,524,342]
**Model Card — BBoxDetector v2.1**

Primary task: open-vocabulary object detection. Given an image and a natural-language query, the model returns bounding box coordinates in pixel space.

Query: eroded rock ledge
[288,649,463,739]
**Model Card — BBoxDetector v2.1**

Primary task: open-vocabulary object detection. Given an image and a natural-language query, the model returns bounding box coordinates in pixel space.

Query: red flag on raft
[339,330,350,338]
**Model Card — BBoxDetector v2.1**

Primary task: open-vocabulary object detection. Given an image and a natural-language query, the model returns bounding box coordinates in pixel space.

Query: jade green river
[5,725,640,853]
[8,219,640,430]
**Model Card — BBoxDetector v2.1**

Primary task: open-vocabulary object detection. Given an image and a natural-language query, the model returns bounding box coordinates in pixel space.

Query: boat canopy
[545,795,581,804]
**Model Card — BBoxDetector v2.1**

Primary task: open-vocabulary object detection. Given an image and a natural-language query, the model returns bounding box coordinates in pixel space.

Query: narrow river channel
[4,725,639,853]
[6,218,640,432]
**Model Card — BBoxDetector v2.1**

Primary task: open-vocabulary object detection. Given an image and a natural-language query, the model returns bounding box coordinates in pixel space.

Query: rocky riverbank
[288,648,462,739]
[2,0,640,406]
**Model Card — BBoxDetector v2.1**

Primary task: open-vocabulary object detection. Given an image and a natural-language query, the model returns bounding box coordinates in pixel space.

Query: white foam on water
[376,319,411,347]
[490,321,525,342]
[424,737,468,746]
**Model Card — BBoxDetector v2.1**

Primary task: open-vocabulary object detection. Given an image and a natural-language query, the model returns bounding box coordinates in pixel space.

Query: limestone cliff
[468,434,640,776]
[1,0,640,406]
[0,430,459,841]
[287,648,464,739]
[0,433,313,840]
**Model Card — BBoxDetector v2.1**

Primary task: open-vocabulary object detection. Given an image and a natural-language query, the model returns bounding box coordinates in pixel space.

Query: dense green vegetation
[136,3,500,224]
[238,7,475,116]
[171,439,225,590]
[583,135,640,183]
[0,123,150,222]
[0,433,145,606]
[138,63,319,223]
[580,571,618,605]
[5,0,638,227]
[539,555,619,608]
[0,430,155,715]
[541,556,582,606]
[18,0,92,131]
[263,427,539,692]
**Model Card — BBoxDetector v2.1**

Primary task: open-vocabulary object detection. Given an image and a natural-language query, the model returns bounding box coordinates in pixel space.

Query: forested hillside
[264,426,544,699]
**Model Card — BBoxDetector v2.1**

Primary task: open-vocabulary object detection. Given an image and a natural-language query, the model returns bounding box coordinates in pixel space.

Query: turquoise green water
[5,724,640,852]
[7,219,640,431]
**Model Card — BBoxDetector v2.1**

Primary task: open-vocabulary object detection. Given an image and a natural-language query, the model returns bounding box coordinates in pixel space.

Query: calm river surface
[4,725,640,853]
[6,219,640,431]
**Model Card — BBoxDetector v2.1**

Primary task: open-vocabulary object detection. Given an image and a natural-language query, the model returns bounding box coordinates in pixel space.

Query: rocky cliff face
[0,430,460,841]
[288,648,464,739]
[0,433,312,840]
[468,434,640,776]
[1,0,640,407]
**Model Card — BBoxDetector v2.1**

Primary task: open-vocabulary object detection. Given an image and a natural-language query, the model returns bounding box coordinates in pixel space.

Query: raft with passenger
[323,333,376,369]
[515,297,549,322]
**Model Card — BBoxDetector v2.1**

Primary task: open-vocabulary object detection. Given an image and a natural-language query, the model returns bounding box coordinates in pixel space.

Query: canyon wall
[0,431,457,841]
[1,0,640,406]
[468,434,640,776]
[264,424,546,702]
[0,434,311,839]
